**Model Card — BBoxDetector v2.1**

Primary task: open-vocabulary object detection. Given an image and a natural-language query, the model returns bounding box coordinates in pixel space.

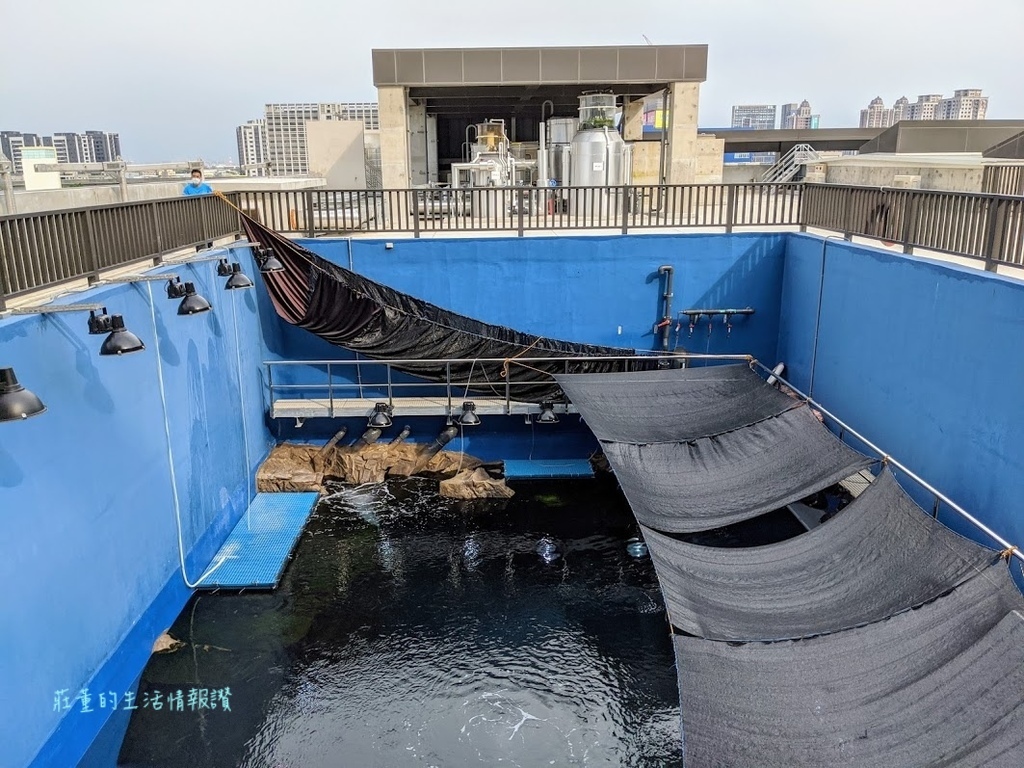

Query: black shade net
[555,363,801,443]
[673,565,1024,768]
[240,213,652,401]
[641,468,998,641]
[602,405,873,533]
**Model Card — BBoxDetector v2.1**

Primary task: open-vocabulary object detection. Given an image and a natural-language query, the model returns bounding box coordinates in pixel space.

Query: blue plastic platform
[197,492,319,590]
[503,459,594,479]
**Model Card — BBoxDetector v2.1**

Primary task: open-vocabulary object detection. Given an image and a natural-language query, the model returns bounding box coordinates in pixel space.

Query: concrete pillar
[623,98,645,142]
[378,85,411,190]
[665,81,700,185]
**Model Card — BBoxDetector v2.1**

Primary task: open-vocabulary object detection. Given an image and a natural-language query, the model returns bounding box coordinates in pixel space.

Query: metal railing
[264,354,749,418]
[802,184,1024,268]
[0,193,240,309]
[4,182,1024,307]
[236,183,804,238]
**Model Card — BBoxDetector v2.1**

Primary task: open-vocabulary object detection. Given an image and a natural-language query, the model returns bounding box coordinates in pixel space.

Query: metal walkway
[270,396,578,420]
[197,492,320,590]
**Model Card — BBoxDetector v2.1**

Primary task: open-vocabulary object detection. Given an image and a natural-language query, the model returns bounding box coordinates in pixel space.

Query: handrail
[750,360,1023,565]
[4,183,1023,308]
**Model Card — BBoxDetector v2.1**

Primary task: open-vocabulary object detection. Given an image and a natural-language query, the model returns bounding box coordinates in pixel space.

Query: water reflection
[117,477,680,767]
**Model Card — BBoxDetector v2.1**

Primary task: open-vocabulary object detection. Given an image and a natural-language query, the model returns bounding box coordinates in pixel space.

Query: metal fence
[0,194,239,308]
[3,182,1024,307]
[235,183,803,238]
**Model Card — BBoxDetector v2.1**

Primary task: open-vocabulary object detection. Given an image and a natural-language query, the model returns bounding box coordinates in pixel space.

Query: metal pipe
[658,87,669,188]
[538,122,548,189]
[320,426,349,454]
[809,235,845,397]
[390,425,412,445]
[541,100,554,123]
[354,427,381,446]
[658,265,674,351]
[752,360,1024,564]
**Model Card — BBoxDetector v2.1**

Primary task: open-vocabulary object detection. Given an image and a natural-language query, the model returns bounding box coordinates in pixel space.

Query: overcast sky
[2,0,1021,162]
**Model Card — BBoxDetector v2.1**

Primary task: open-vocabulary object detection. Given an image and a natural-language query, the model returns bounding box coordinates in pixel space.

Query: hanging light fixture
[368,402,393,428]
[216,258,233,277]
[224,263,254,290]
[258,247,285,273]
[457,401,481,426]
[0,367,46,422]
[535,403,559,424]
[99,315,145,355]
[165,278,212,315]
[87,307,113,334]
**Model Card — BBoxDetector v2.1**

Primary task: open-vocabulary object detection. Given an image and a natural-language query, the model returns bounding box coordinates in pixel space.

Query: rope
[999,547,1019,561]
[213,190,246,216]
[501,335,545,379]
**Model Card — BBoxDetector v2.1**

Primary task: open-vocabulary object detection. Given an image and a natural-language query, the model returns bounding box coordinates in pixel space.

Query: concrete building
[906,94,943,121]
[893,96,910,122]
[860,97,895,129]
[236,119,267,176]
[731,104,776,129]
[80,131,121,162]
[938,89,988,120]
[371,44,716,188]
[781,100,820,130]
[263,103,380,176]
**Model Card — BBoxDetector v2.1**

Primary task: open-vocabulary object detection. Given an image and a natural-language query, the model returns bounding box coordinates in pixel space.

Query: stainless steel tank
[548,144,572,187]
[547,118,578,145]
[568,127,629,187]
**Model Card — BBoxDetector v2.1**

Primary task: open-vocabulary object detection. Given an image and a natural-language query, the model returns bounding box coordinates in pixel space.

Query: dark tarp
[642,468,998,641]
[239,213,648,401]
[673,564,1024,768]
[602,405,873,533]
[554,364,801,443]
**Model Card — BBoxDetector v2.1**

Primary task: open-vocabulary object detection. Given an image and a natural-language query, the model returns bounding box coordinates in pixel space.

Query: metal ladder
[761,143,820,183]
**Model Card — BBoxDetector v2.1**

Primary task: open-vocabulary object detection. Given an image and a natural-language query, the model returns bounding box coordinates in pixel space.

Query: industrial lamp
[88,308,113,334]
[368,402,393,428]
[99,315,145,355]
[457,401,481,426]
[166,277,212,315]
[0,367,46,422]
[535,403,559,424]
[258,247,285,273]
[224,263,254,290]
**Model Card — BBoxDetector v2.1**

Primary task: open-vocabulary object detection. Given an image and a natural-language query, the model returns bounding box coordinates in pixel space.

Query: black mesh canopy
[555,364,800,443]
[641,469,998,641]
[602,406,873,533]
[673,565,1024,768]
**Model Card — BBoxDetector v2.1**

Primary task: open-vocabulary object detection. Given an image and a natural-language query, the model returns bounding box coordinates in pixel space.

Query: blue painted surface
[0,245,277,768]
[198,492,319,589]
[778,234,1024,548]
[504,459,595,479]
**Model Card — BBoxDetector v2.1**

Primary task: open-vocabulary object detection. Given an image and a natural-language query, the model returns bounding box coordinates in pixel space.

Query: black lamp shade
[457,401,481,426]
[259,248,285,273]
[99,315,145,355]
[225,263,254,290]
[368,402,393,428]
[178,282,212,315]
[535,403,559,424]
[0,367,46,422]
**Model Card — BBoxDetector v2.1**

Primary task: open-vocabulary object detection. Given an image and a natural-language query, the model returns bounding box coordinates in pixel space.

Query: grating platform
[270,396,577,420]
[197,492,320,590]
[504,459,595,479]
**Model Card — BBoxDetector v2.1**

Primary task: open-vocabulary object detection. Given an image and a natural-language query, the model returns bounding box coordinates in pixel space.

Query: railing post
[84,208,100,284]
[517,188,525,237]
[901,193,917,254]
[305,190,315,238]
[725,184,737,233]
[621,185,630,235]
[982,197,1007,273]
[151,201,164,265]
[199,195,211,244]
[413,191,421,239]
[843,187,855,241]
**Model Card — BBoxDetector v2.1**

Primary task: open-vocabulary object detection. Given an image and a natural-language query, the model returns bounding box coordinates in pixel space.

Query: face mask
[191,177,202,186]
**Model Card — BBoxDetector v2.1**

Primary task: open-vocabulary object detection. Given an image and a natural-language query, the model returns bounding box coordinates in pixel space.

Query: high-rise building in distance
[730,104,776,130]
[859,90,988,127]
[0,129,121,173]
[263,102,379,176]
[860,97,895,129]
[236,119,267,176]
[781,100,820,130]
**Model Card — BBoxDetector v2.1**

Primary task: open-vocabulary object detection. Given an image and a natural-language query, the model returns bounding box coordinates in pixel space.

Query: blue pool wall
[778,234,1024,548]
[0,246,276,768]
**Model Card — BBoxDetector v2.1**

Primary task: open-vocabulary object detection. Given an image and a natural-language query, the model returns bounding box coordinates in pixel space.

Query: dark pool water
[117,477,683,767]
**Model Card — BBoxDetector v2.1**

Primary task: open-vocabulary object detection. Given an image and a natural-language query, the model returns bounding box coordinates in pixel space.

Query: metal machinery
[446,119,538,215]
[537,92,632,216]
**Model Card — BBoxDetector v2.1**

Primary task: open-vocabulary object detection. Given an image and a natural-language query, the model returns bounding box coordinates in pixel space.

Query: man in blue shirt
[183,168,212,195]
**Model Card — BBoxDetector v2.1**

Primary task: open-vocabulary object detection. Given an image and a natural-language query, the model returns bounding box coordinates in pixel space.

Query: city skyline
[2,0,1020,162]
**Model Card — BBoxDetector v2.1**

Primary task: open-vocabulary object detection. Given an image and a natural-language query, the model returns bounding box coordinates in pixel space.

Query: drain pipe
[320,426,348,454]
[809,236,844,397]
[390,425,412,445]
[354,427,382,447]
[657,265,674,351]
